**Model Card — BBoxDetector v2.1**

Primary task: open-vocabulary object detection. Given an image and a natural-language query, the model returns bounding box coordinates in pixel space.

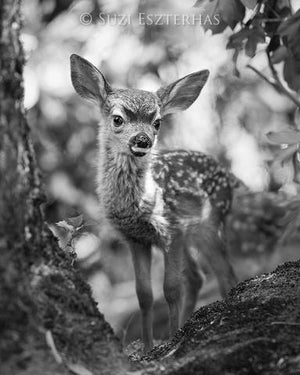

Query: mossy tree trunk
[0,1,127,374]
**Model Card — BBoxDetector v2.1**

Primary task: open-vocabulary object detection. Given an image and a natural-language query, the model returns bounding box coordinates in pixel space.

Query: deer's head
[70,54,209,158]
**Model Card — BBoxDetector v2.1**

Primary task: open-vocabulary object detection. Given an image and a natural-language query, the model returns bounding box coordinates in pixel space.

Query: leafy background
[22,0,300,345]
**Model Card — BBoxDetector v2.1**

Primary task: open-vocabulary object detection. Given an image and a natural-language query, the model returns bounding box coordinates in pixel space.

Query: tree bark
[0,1,127,374]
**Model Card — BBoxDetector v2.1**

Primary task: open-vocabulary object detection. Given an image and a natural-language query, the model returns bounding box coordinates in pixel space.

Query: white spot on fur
[151,188,168,229]
[142,166,169,246]
[200,199,211,222]
[143,167,157,203]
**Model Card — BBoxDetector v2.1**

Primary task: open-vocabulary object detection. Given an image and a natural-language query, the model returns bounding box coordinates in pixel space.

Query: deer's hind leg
[189,219,237,299]
[163,232,185,336]
[180,246,204,325]
[208,231,237,299]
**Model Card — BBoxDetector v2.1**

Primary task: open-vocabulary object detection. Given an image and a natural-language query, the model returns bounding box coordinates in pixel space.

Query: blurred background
[22,0,300,346]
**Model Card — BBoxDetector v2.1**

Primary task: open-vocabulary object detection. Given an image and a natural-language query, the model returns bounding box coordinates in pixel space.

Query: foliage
[195,0,300,186]
[196,0,300,92]
[267,129,300,185]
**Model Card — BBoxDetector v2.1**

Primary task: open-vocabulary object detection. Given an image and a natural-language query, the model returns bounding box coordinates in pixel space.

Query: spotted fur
[152,150,233,220]
[97,141,233,251]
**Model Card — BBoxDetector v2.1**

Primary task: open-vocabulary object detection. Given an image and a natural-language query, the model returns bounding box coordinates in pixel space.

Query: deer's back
[152,150,233,221]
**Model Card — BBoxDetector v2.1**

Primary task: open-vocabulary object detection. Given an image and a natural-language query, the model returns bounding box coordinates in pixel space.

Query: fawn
[70,54,237,351]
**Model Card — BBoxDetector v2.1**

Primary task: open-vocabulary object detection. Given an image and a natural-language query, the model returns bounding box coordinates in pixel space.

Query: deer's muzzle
[129,132,152,157]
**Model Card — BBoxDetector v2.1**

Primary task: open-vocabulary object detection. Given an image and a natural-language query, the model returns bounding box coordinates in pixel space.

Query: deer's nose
[129,132,152,149]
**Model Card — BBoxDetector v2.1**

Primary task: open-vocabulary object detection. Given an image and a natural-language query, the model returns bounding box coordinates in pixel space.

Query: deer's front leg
[163,234,184,336]
[130,240,153,351]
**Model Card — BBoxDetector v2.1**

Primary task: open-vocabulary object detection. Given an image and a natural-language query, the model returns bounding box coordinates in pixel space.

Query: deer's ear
[157,70,209,116]
[70,54,112,103]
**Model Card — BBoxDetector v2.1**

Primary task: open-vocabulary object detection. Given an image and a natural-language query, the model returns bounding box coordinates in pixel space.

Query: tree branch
[266,50,300,109]
[247,58,300,110]
[247,64,278,90]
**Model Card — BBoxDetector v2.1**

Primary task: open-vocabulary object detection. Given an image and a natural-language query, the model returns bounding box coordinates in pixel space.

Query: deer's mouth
[130,145,151,157]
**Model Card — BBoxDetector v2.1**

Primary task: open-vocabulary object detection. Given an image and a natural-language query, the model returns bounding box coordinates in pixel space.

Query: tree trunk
[0,1,127,374]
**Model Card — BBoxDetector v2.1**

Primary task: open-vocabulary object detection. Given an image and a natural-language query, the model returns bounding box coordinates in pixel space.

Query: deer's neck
[97,137,169,247]
[97,141,153,220]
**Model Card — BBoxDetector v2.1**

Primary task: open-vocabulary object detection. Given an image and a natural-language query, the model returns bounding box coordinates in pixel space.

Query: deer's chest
[100,161,170,247]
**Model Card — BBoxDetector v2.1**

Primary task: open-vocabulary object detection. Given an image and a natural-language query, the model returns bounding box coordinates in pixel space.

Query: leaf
[270,45,289,64]
[245,26,265,57]
[66,214,84,228]
[49,222,73,249]
[240,0,257,9]
[264,1,291,35]
[266,130,300,145]
[279,9,300,60]
[193,0,207,7]
[270,157,294,187]
[219,0,245,29]
[283,55,300,92]
[233,48,241,77]
[286,199,300,211]
[279,10,300,91]
[293,152,300,184]
[227,28,252,50]
[274,144,299,165]
[67,363,94,375]
[295,108,300,129]
[45,330,63,364]
[195,0,245,33]
[193,0,228,33]
[227,25,265,57]
[278,9,300,37]
[267,35,281,53]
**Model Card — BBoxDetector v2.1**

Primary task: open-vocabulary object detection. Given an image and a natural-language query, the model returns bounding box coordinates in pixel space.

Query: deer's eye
[153,119,161,131]
[113,115,124,127]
